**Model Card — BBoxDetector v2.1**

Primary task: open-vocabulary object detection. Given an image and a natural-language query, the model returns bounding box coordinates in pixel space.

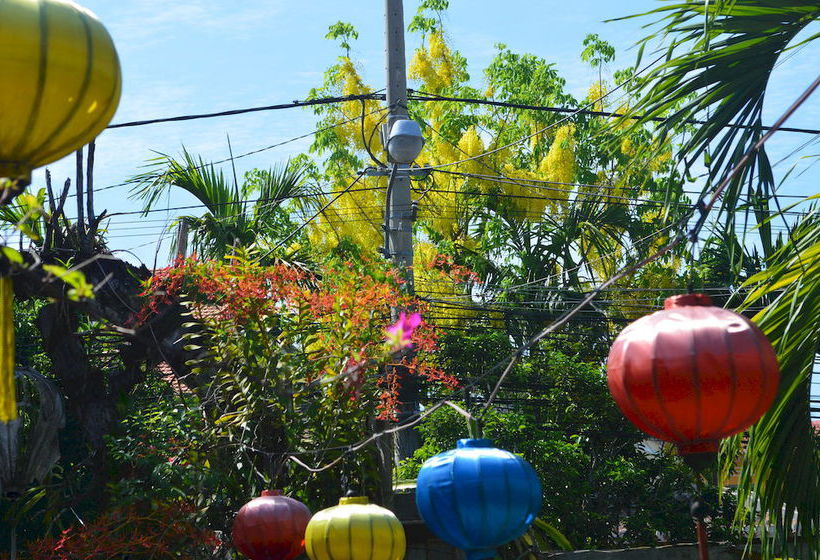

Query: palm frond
[130,148,239,219]
[0,189,47,244]
[723,200,820,559]
[617,0,820,257]
[253,160,310,221]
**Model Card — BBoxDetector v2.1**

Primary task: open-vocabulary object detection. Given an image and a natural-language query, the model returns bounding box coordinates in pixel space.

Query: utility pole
[384,0,415,284]
[383,0,420,462]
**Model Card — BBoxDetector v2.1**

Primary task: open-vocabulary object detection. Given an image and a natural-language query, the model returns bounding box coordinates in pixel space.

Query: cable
[255,171,368,262]
[62,105,390,199]
[479,74,820,419]
[107,93,384,129]
[102,186,383,218]
[430,169,814,201]
[411,54,668,172]
[408,91,820,136]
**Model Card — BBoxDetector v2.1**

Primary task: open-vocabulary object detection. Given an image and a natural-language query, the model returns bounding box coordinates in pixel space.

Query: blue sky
[20,0,820,268]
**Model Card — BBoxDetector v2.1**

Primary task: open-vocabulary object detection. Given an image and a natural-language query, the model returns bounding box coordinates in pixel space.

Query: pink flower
[386,311,422,351]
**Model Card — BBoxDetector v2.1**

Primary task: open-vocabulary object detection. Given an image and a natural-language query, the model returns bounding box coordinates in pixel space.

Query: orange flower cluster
[135,255,458,420]
[24,503,221,559]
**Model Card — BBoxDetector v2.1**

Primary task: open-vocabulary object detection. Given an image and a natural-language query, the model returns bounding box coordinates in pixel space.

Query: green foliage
[132,251,452,521]
[130,150,309,261]
[0,189,47,244]
[13,299,50,373]
[722,202,820,558]
[408,0,449,34]
[325,21,359,55]
[580,34,616,68]
[616,0,820,259]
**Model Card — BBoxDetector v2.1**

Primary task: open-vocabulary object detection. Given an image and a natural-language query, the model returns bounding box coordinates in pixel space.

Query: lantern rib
[712,315,739,440]
[384,515,394,560]
[734,320,776,436]
[12,2,50,158]
[497,454,514,544]
[448,453,471,546]
[689,310,703,442]
[26,9,94,164]
[367,513,376,560]
[650,318,691,444]
[35,67,120,166]
[345,509,353,559]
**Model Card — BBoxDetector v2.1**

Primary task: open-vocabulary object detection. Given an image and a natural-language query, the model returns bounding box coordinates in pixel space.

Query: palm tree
[732,203,819,559]
[619,1,820,556]
[130,149,310,261]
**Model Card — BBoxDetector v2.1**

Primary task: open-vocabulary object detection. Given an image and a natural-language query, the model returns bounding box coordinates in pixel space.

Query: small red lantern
[607,294,780,457]
[232,490,311,560]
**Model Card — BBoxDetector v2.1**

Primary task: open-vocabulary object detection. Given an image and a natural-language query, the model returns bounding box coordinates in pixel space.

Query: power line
[410,54,667,174]
[430,169,813,201]
[72,105,390,199]
[107,93,384,129]
[476,74,820,420]
[408,91,820,136]
[256,171,369,262]
[103,185,383,218]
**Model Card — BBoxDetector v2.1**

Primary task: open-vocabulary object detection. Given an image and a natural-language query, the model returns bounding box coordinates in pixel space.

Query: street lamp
[386,119,424,164]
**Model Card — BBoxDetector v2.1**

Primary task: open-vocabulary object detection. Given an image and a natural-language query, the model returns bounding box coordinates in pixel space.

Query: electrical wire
[408,91,820,136]
[257,72,819,472]
[63,105,390,199]
[411,53,668,172]
[255,171,369,262]
[107,93,384,129]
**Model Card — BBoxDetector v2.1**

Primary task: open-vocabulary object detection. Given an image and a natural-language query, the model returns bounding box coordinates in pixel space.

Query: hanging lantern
[607,294,780,460]
[305,495,406,560]
[232,490,311,560]
[0,277,14,422]
[0,0,121,200]
[415,438,542,560]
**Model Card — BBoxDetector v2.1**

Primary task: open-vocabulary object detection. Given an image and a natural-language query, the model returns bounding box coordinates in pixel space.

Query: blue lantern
[415,438,541,560]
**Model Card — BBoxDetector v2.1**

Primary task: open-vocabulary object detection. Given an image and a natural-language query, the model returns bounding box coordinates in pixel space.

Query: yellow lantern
[0,0,121,199]
[305,496,406,560]
[0,277,13,422]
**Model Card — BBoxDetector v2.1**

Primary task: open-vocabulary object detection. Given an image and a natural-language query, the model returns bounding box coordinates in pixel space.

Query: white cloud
[104,0,287,48]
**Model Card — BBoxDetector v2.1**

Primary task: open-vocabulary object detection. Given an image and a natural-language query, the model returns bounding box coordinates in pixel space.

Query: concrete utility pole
[384,0,414,285]
[384,0,420,462]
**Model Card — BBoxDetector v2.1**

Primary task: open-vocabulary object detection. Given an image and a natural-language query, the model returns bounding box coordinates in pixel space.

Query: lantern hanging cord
[686,199,707,294]
[442,401,483,439]
[215,73,820,476]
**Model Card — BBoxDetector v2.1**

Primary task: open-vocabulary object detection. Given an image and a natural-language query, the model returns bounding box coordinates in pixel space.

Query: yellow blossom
[588,81,607,112]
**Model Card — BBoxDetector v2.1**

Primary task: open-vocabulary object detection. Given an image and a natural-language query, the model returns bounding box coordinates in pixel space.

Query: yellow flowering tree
[303,5,689,336]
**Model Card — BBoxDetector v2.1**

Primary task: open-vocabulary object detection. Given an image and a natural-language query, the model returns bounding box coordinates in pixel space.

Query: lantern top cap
[260,489,282,497]
[456,438,493,449]
[664,293,713,309]
[339,496,369,505]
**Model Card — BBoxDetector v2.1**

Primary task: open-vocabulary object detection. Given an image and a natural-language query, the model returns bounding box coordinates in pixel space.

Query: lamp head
[386,119,425,164]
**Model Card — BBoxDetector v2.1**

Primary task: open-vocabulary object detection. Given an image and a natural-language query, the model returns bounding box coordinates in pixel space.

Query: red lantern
[607,294,780,456]
[232,490,311,560]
